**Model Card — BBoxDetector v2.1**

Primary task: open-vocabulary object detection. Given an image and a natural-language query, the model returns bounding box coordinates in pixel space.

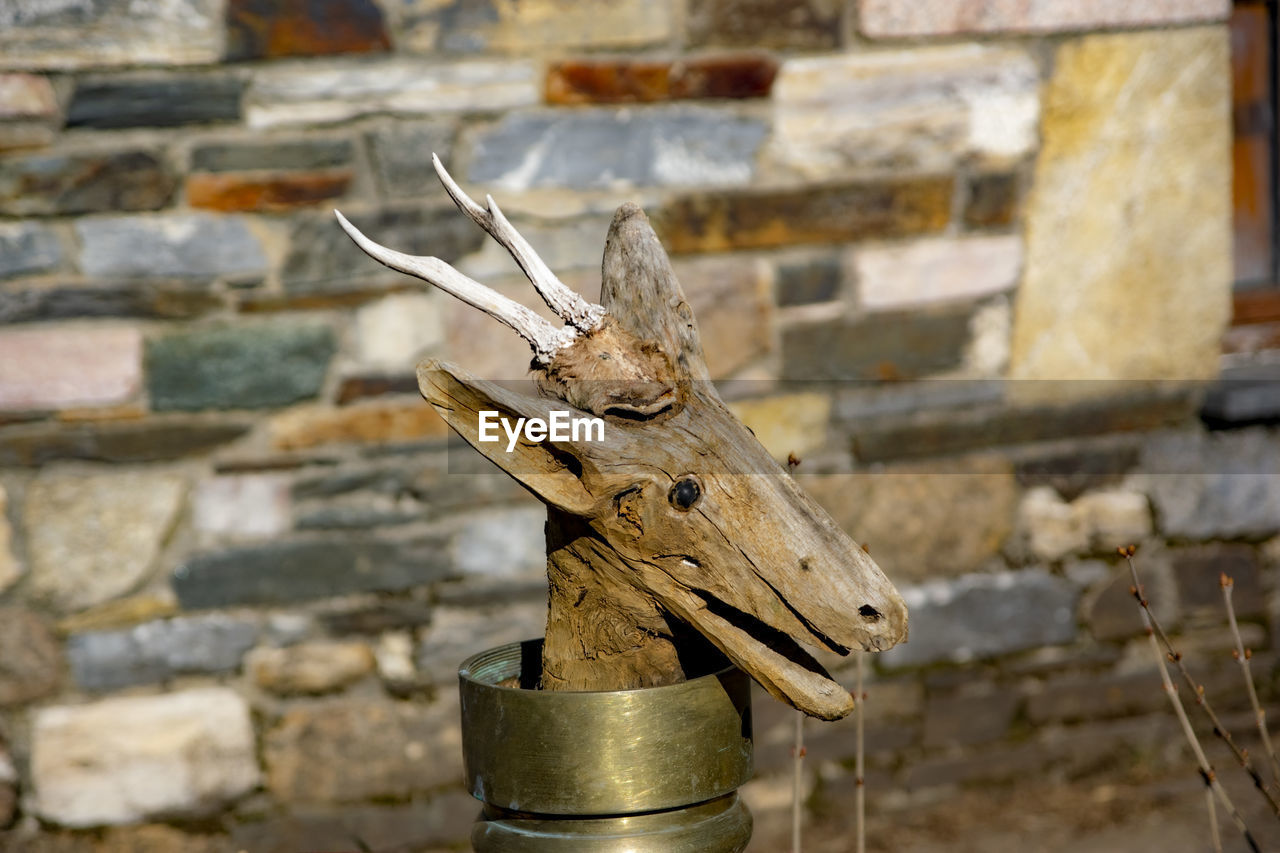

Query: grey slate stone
[0,285,220,325]
[78,214,268,280]
[367,121,456,199]
[67,614,261,692]
[0,223,62,280]
[191,138,354,173]
[67,76,245,129]
[469,107,767,190]
[1138,427,1280,540]
[146,321,335,411]
[782,305,973,382]
[880,569,1078,668]
[0,151,176,216]
[775,255,841,306]
[172,538,453,609]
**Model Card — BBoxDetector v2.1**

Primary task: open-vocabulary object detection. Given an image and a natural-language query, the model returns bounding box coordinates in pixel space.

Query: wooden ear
[600,204,709,382]
[418,360,597,515]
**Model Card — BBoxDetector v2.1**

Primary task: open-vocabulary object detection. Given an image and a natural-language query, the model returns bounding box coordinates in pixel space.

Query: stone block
[0,417,251,467]
[880,569,1078,667]
[1084,553,1179,641]
[320,599,434,635]
[0,285,222,324]
[1018,486,1088,562]
[66,76,244,129]
[0,73,57,118]
[775,254,841,306]
[656,175,953,254]
[172,538,452,608]
[192,138,353,173]
[0,485,19,594]
[417,602,546,684]
[856,234,1020,311]
[352,292,445,371]
[264,694,462,803]
[269,400,447,450]
[922,688,1020,748]
[1009,29,1231,388]
[31,688,259,826]
[230,795,475,852]
[146,322,335,411]
[193,473,292,539]
[1025,671,1167,724]
[0,607,61,706]
[1013,444,1139,502]
[1137,428,1280,541]
[247,59,538,128]
[727,393,830,461]
[687,0,841,48]
[404,0,672,53]
[25,467,186,613]
[964,170,1020,229]
[673,254,773,378]
[247,640,375,695]
[800,454,1016,583]
[545,54,778,104]
[67,614,261,691]
[226,0,390,61]
[771,46,1039,176]
[781,304,972,382]
[283,206,483,292]
[0,151,175,216]
[334,373,419,405]
[469,107,767,191]
[0,325,140,411]
[450,507,546,580]
[187,171,351,212]
[1073,489,1153,552]
[860,0,1230,38]
[0,221,60,281]
[1172,544,1265,617]
[366,120,456,199]
[0,0,223,69]
[78,214,267,280]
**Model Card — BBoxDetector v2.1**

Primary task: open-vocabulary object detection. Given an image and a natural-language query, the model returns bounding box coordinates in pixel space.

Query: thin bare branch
[432,153,606,333]
[792,710,804,853]
[1207,786,1222,853]
[1222,572,1280,791]
[334,209,577,364]
[855,652,866,853]
[1125,548,1261,851]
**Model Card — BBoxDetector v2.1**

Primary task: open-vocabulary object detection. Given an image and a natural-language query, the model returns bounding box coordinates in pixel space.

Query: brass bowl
[458,639,754,816]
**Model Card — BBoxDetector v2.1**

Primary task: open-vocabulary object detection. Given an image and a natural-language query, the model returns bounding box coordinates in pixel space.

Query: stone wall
[1,0,1272,850]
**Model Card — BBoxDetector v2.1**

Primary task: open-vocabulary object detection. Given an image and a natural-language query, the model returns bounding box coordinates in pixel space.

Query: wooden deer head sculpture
[337,157,907,720]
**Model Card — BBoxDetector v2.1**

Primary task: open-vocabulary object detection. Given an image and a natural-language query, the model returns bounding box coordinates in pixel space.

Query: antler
[334,156,605,365]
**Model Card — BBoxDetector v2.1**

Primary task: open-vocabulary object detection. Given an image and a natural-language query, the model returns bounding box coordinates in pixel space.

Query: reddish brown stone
[545,54,778,105]
[654,175,953,253]
[226,0,391,61]
[335,374,420,405]
[963,171,1020,229]
[187,171,351,212]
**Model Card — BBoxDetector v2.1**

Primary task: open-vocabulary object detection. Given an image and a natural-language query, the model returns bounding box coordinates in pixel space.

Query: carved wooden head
[337,157,907,720]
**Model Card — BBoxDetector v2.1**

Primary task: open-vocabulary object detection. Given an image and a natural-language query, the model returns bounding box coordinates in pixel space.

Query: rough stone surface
[417,602,546,684]
[775,254,841,306]
[0,221,62,279]
[1015,443,1139,502]
[66,76,244,129]
[187,171,351,212]
[450,507,546,580]
[0,0,223,69]
[922,689,1021,748]
[1084,553,1179,641]
[673,254,774,378]
[404,0,672,53]
[229,795,475,852]
[727,393,830,461]
[264,694,462,803]
[366,120,456,198]
[546,54,778,104]
[0,73,58,118]
[78,215,268,280]
[66,614,261,691]
[283,206,483,292]
[856,234,1021,311]
[1073,489,1152,552]
[469,108,767,191]
[0,284,221,324]
[1018,486,1088,563]
[687,0,842,48]
[0,485,20,594]
[26,468,185,612]
[31,688,260,827]
[226,0,391,61]
[802,455,1017,583]
[0,325,141,411]
[1009,29,1231,388]
[193,473,292,540]
[0,607,62,706]
[192,138,353,173]
[270,400,448,450]
[173,538,452,609]
[860,0,1230,37]
[964,170,1021,229]
[656,175,953,254]
[1137,428,1280,540]
[353,292,445,371]
[146,322,335,411]
[781,304,972,381]
[880,569,1078,667]
[1171,544,1265,617]
[321,599,434,635]
[0,151,175,216]
[772,46,1039,176]
[0,417,251,467]
[247,60,538,128]
[247,640,375,695]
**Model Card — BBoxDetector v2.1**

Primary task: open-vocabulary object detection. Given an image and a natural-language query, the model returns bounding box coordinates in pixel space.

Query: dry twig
[1221,572,1280,791]
[792,710,805,853]
[855,651,866,853]
[1123,546,1260,851]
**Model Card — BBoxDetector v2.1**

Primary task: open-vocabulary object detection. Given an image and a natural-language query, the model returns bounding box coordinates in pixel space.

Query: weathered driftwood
[337,159,907,720]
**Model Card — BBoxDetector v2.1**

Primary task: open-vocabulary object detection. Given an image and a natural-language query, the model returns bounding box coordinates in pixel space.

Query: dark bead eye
[669,477,702,511]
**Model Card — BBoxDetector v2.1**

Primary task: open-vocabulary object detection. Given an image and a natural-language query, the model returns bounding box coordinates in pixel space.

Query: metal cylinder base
[459,639,754,852]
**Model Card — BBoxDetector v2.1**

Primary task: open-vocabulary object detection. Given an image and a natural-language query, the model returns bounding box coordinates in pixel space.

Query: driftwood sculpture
[337,157,907,720]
